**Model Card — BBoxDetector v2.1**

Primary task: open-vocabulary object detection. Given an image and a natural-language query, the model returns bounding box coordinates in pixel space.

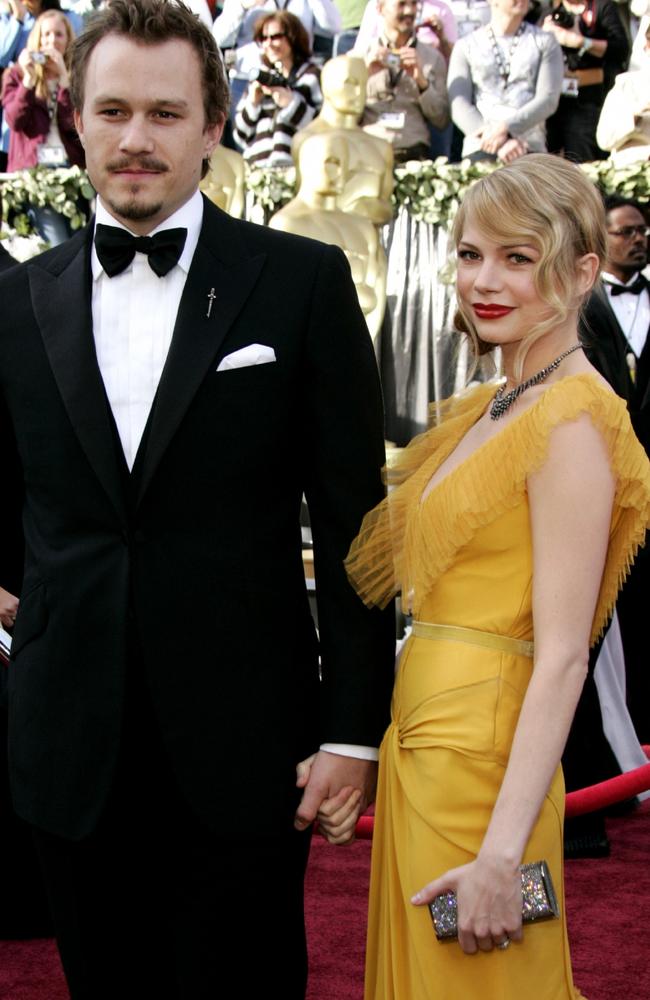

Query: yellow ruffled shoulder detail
[345,374,650,646]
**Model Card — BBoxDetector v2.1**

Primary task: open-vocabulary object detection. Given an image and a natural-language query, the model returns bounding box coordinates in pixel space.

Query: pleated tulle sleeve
[345,374,650,645]
[344,382,495,609]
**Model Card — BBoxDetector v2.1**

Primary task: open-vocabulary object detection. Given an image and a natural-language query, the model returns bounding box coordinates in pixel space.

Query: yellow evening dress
[345,374,650,1000]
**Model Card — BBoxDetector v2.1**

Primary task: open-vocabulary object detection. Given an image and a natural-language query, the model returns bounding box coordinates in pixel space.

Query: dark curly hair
[70,0,229,127]
[253,10,312,68]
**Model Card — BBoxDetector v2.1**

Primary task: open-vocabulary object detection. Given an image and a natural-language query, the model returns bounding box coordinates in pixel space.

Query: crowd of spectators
[0,0,646,237]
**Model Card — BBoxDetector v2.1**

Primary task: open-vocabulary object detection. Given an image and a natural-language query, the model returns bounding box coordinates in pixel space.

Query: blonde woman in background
[2,8,84,243]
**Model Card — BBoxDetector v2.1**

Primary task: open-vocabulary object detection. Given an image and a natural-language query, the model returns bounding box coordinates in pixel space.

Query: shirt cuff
[319,743,379,761]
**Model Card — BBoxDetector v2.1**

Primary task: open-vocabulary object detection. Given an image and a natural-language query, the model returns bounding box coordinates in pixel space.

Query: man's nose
[118,116,155,154]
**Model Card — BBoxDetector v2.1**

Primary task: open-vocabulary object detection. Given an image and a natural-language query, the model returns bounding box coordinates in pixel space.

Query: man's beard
[104,157,168,221]
[106,194,164,222]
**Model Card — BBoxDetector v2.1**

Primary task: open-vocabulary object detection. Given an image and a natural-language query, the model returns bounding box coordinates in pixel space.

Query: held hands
[411,856,523,955]
[294,750,377,844]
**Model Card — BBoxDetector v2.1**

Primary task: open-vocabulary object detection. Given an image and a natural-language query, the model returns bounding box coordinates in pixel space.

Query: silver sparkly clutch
[429,860,560,940]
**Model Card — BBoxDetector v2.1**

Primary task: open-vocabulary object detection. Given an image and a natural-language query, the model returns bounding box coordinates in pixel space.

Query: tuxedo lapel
[28,230,127,522]
[135,201,266,507]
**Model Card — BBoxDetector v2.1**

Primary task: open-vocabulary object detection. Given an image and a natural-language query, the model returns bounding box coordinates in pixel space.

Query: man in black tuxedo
[0,2,394,996]
[579,194,649,742]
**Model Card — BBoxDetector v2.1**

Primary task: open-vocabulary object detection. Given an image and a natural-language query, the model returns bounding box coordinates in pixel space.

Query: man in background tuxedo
[0,2,394,996]
[580,194,649,743]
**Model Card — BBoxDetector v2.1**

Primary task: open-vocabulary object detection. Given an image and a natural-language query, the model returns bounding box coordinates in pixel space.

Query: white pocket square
[216,344,276,371]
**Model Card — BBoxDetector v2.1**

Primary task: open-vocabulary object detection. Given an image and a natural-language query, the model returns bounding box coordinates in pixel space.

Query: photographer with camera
[234,10,322,165]
[357,0,449,162]
[1,8,83,243]
[542,0,629,161]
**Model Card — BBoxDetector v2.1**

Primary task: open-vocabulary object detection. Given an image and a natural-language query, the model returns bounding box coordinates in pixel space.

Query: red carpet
[1,804,648,1000]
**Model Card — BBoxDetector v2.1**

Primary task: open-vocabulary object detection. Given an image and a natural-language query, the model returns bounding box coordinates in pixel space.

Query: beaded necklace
[490,343,583,420]
[487,22,525,85]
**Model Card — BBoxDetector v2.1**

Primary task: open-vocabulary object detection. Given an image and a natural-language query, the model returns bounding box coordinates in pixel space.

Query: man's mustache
[106,158,169,172]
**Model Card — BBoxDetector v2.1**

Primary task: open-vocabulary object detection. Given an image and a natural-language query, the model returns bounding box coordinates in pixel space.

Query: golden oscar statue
[271,131,387,343]
[200,145,246,219]
[292,55,394,225]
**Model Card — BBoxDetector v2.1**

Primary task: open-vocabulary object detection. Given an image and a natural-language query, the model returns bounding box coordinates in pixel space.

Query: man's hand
[294,750,377,843]
[479,121,509,153]
[0,587,18,630]
[399,47,428,90]
[365,42,389,75]
[497,137,528,162]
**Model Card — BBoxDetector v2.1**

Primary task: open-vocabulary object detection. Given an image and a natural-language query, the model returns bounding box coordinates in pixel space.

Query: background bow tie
[94,224,187,277]
[608,275,646,297]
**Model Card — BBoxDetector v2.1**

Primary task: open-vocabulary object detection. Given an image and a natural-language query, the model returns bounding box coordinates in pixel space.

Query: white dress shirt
[91,188,377,762]
[602,270,650,359]
[91,189,203,470]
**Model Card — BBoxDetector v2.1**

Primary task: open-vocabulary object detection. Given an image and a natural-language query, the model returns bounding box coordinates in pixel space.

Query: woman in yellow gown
[330,155,650,999]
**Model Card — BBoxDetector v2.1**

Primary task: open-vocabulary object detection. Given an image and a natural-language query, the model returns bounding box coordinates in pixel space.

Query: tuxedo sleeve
[302,244,395,748]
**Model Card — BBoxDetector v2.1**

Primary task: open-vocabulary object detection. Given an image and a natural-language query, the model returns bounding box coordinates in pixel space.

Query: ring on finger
[496,936,511,950]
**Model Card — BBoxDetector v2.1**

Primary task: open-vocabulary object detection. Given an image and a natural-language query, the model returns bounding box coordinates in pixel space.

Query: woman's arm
[1,65,43,132]
[447,40,484,139]
[505,33,564,137]
[412,411,616,954]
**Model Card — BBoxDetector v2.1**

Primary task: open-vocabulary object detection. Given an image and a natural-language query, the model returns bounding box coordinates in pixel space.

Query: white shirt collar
[601,270,642,288]
[91,188,204,281]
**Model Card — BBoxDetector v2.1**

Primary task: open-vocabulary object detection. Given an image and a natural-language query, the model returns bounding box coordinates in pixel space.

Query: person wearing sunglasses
[234,10,322,165]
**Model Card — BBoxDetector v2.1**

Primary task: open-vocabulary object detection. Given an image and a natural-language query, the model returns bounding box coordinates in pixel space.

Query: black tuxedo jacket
[579,278,650,453]
[0,198,394,840]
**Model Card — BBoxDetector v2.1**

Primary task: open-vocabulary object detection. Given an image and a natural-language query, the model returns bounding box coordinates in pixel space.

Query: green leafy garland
[1,165,95,237]
[2,158,648,242]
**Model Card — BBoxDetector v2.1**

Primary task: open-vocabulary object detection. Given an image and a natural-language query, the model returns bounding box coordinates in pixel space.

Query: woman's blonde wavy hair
[452,154,608,381]
[26,11,75,101]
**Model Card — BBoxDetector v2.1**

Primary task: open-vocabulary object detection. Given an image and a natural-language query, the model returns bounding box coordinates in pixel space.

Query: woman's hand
[268,85,292,109]
[249,80,265,106]
[0,587,19,630]
[411,856,523,954]
[17,47,37,89]
[295,753,364,844]
[542,14,583,48]
[42,45,70,87]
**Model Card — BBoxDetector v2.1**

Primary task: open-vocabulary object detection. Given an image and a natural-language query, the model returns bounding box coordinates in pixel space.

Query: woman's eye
[510,253,533,264]
[458,250,480,261]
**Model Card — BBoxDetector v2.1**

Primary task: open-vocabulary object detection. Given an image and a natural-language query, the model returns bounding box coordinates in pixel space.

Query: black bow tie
[94,224,187,278]
[608,275,647,297]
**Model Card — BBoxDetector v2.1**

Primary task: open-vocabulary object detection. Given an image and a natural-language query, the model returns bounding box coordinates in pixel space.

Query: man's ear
[203,116,224,159]
[74,109,85,147]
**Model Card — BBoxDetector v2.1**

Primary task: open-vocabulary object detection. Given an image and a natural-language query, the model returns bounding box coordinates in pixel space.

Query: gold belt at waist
[411,621,534,659]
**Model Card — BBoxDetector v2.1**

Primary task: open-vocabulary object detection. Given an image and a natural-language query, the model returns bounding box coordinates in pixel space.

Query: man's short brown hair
[70,0,230,126]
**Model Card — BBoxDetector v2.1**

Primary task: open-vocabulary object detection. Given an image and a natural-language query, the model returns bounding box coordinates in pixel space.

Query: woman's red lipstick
[473,304,515,319]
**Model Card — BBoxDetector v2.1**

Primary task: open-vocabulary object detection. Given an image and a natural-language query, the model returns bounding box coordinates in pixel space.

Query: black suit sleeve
[302,244,395,748]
